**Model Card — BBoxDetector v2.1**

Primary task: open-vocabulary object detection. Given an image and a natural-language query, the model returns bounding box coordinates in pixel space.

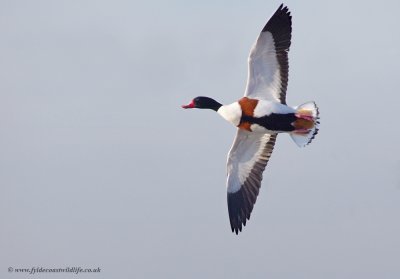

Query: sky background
[1,1,400,278]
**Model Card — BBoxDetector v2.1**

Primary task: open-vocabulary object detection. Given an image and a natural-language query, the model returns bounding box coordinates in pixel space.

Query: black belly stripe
[241,113,296,131]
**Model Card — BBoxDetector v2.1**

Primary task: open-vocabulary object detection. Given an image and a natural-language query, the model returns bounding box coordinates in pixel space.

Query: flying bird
[182,4,320,234]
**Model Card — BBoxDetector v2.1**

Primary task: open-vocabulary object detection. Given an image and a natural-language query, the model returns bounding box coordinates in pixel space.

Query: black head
[181,96,222,111]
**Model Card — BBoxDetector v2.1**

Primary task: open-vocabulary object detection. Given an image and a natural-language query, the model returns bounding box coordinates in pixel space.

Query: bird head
[181,97,222,111]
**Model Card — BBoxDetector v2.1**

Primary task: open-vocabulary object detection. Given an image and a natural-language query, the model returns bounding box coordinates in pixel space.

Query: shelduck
[182,4,320,234]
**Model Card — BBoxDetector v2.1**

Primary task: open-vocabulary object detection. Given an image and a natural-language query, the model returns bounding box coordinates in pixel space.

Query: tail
[290,101,320,147]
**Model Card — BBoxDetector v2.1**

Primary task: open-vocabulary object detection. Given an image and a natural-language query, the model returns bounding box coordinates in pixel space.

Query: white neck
[217,102,242,126]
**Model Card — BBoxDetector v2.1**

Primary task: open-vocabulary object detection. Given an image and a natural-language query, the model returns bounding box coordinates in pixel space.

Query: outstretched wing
[226,130,277,234]
[245,4,292,104]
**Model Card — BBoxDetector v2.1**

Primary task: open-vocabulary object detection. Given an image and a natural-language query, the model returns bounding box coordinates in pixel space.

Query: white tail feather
[290,101,320,147]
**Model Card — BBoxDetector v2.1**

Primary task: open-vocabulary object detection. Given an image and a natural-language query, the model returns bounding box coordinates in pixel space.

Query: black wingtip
[262,4,292,33]
[228,188,256,235]
[231,226,242,235]
[278,3,289,13]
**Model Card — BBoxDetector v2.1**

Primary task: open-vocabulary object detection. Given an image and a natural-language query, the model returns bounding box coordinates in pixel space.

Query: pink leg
[295,113,314,121]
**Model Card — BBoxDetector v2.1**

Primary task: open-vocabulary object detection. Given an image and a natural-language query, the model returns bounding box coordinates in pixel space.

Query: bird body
[182,4,320,234]
[218,97,297,133]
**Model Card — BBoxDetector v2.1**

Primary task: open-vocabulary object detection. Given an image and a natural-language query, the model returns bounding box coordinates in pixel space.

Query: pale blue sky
[1,1,399,278]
